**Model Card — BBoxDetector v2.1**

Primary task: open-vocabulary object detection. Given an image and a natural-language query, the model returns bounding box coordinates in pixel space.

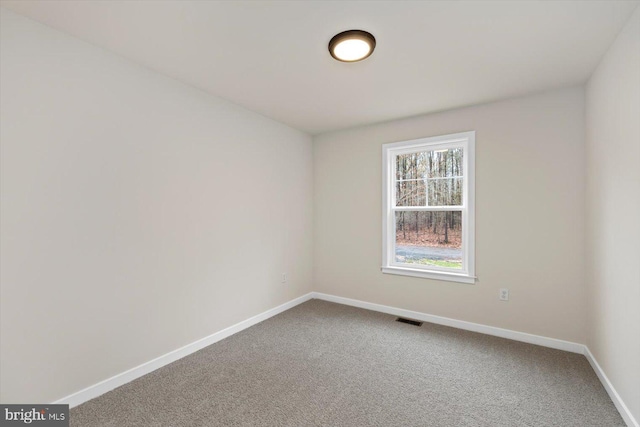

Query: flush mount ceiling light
[328,30,376,62]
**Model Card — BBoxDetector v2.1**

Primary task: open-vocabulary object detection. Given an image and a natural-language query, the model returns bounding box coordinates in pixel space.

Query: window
[382,131,475,283]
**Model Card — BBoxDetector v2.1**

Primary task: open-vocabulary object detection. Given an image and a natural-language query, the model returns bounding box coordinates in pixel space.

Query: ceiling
[1,1,638,135]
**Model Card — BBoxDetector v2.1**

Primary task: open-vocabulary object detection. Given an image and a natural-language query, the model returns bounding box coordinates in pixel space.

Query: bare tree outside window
[394,148,463,269]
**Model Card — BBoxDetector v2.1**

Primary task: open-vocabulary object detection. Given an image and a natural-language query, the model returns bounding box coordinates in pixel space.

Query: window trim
[381,131,476,284]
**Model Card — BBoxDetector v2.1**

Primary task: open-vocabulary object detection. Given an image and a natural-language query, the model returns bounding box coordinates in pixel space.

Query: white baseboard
[312,292,584,353]
[584,347,639,427]
[53,292,314,408]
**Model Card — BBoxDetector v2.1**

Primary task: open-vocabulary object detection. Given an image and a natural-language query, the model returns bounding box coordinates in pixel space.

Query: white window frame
[381,131,476,284]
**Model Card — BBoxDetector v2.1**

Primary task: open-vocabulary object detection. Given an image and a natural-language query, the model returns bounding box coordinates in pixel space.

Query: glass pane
[394,211,462,269]
[396,179,426,206]
[427,147,463,178]
[395,148,463,207]
[427,177,463,206]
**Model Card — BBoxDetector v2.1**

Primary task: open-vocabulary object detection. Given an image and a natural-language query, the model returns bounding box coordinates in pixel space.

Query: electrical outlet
[282,273,287,283]
[499,288,509,301]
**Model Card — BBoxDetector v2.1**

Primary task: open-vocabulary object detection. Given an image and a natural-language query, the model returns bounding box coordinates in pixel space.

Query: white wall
[0,8,313,403]
[585,6,640,423]
[314,87,586,344]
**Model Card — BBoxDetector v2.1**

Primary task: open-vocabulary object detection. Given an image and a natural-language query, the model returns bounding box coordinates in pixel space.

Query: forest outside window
[381,131,475,283]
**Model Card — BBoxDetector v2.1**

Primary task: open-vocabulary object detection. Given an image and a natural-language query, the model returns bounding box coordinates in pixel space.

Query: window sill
[381,266,476,284]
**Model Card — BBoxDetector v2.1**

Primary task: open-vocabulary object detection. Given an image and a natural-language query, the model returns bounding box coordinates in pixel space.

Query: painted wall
[314,87,586,344]
[0,9,313,403]
[585,6,640,422]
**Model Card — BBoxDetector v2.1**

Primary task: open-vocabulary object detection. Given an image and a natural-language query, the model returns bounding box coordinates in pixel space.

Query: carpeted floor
[70,299,624,426]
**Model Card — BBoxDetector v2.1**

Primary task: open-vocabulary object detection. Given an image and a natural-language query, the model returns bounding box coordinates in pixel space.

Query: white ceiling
[1,1,638,135]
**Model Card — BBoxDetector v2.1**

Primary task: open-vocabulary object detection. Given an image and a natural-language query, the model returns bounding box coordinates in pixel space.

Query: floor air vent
[396,317,423,327]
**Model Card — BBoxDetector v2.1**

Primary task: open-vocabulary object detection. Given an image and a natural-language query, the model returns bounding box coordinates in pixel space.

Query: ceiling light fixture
[328,30,376,62]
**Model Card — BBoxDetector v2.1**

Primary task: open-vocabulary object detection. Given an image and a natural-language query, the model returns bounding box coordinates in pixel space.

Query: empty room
[1,1,638,426]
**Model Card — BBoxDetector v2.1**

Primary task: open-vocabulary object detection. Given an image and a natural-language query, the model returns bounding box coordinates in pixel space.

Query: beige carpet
[70,299,624,426]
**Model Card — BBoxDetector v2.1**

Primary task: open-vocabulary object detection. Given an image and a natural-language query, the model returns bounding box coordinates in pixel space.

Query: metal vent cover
[396,317,423,327]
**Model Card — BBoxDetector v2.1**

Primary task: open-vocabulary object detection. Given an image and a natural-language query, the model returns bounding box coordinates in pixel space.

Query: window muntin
[382,132,475,283]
